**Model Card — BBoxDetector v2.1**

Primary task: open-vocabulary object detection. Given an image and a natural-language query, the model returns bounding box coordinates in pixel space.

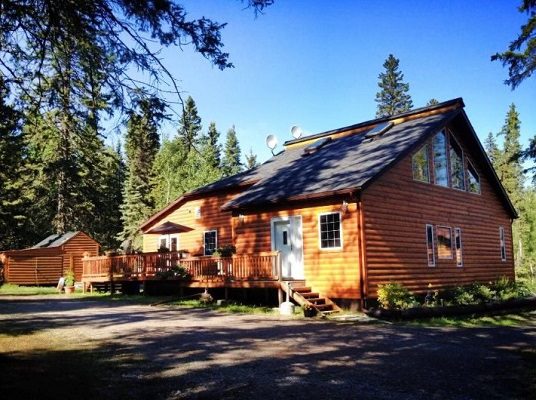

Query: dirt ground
[1,296,535,400]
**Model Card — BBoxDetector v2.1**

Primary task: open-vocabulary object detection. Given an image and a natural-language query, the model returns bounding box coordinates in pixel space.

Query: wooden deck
[82,251,282,291]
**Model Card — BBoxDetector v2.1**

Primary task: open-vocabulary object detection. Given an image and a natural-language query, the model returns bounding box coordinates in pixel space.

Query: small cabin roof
[31,231,81,248]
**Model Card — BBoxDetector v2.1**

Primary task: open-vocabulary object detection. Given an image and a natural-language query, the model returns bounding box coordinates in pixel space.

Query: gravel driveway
[1,296,535,400]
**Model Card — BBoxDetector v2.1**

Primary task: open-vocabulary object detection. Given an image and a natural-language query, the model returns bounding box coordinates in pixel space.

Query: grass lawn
[403,309,536,328]
[0,283,60,296]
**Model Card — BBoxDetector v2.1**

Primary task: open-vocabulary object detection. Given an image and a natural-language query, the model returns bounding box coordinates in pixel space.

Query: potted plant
[302,303,317,318]
[64,269,76,294]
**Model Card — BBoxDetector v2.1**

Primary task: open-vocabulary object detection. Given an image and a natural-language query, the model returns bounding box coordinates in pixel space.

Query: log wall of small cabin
[234,200,361,300]
[362,127,515,297]
[4,248,63,285]
[142,192,237,255]
[62,232,100,281]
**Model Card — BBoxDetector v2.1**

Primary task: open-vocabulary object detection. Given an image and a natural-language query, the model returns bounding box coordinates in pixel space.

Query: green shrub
[377,282,415,310]
[468,282,495,303]
[492,276,531,301]
[451,286,476,305]
[156,265,191,280]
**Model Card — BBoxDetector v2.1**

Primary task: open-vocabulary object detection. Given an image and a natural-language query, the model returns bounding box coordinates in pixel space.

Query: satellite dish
[291,125,303,139]
[266,134,278,154]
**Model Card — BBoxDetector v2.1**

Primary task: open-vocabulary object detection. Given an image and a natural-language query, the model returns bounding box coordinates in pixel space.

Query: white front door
[272,217,304,279]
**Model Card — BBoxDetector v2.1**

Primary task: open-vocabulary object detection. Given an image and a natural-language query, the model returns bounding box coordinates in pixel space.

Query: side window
[450,136,465,190]
[499,227,506,261]
[426,224,435,267]
[454,228,463,267]
[436,226,453,259]
[467,161,481,194]
[433,130,449,187]
[319,212,342,249]
[412,144,430,183]
[204,230,218,256]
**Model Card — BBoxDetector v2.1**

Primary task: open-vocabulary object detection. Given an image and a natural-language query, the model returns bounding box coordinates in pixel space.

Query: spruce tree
[245,148,260,169]
[375,54,413,118]
[484,132,501,168]
[206,122,222,169]
[426,98,439,106]
[119,97,165,248]
[222,126,243,177]
[0,75,27,250]
[497,103,524,206]
[178,96,202,153]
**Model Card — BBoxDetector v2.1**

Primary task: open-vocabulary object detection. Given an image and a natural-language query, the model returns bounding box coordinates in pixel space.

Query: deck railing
[82,251,281,282]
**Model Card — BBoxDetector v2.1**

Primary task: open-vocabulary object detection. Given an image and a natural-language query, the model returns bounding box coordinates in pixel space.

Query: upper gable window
[449,136,465,190]
[412,145,430,183]
[467,161,481,194]
[433,130,449,187]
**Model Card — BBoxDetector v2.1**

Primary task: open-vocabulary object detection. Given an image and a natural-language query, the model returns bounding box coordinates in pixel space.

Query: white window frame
[454,227,463,267]
[203,230,218,256]
[318,212,343,250]
[436,225,453,260]
[158,234,179,251]
[466,159,481,195]
[499,226,506,262]
[426,224,436,267]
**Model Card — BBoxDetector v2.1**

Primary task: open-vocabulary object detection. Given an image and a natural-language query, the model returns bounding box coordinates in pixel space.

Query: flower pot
[303,307,317,318]
[64,285,75,294]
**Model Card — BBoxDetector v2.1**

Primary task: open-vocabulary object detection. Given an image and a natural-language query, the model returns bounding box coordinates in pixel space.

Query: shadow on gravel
[1,299,535,400]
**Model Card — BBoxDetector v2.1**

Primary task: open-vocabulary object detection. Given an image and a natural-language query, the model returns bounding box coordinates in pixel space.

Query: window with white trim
[426,224,435,267]
[412,144,430,183]
[204,230,218,256]
[436,226,453,259]
[499,226,506,261]
[319,212,342,249]
[159,236,167,250]
[454,227,463,267]
[159,234,178,251]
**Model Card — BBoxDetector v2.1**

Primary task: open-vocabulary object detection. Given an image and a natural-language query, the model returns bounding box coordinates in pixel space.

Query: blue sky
[149,1,535,164]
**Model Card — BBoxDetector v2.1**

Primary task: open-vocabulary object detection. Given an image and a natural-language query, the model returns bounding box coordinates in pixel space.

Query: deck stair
[282,283,341,316]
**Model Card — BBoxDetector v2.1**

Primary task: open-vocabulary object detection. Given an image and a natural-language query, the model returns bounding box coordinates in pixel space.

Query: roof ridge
[283,97,464,147]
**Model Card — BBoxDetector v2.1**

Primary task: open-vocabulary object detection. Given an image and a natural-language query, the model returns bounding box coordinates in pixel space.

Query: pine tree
[119,97,165,248]
[496,104,524,206]
[245,148,259,169]
[0,75,27,250]
[222,126,243,177]
[375,54,413,118]
[178,96,202,153]
[426,98,439,106]
[484,132,501,168]
[205,122,222,169]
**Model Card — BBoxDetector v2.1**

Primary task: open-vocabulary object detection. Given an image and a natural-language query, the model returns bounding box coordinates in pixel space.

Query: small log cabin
[134,98,516,309]
[1,232,99,284]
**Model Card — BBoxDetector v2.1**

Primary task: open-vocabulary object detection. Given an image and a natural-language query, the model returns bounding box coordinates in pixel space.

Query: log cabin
[83,98,516,311]
[1,231,99,284]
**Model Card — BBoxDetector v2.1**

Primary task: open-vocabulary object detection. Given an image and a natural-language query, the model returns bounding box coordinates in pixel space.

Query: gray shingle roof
[31,231,80,248]
[222,109,460,210]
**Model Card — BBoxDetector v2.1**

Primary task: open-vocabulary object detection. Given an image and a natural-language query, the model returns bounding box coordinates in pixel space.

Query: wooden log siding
[233,201,361,300]
[82,251,279,282]
[362,125,514,296]
[142,192,237,254]
[5,255,64,285]
[62,232,100,280]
